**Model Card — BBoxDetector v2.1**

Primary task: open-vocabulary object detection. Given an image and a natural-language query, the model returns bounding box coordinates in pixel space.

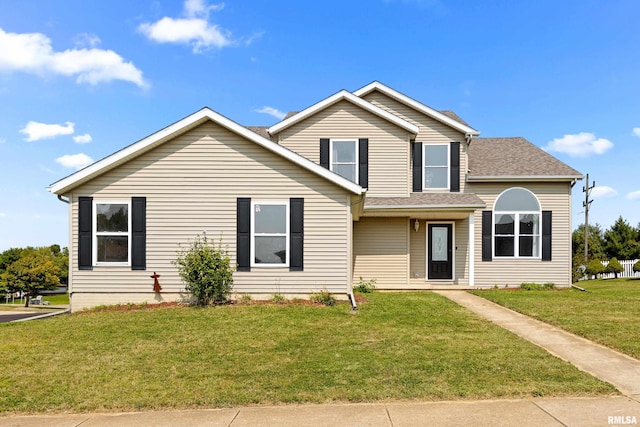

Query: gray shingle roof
[439,110,469,127]
[468,137,582,179]
[365,193,485,209]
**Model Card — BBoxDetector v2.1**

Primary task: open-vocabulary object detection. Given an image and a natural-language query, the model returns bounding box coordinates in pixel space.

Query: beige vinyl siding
[68,121,352,301]
[362,91,468,194]
[470,182,573,287]
[352,217,408,288]
[277,100,411,198]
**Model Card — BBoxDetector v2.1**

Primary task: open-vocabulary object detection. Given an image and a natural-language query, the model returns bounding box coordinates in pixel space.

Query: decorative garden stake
[151,272,162,292]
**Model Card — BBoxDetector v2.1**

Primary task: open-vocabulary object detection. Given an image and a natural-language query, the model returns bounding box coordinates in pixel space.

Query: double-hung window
[330,139,358,183]
[494,188,541,258]
[423,143,449,190]
[251,201,289,267]
[94,201,130,265]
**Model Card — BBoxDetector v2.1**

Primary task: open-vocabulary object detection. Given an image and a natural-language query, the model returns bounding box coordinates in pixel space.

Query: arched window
[494,188,541,258]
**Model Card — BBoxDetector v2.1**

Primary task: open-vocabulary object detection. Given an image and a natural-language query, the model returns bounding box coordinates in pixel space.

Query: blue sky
[0,0,638,251]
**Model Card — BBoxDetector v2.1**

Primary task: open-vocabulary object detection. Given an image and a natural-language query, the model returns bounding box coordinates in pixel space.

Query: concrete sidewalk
[435,290,640,400]
[0,397,638,426]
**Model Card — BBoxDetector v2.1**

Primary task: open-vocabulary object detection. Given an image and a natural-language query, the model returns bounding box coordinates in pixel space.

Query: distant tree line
[0,245,68,307]
[572,216,640,281]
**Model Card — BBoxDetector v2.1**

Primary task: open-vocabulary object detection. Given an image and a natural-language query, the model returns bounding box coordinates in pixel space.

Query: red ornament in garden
[151,272,162,292]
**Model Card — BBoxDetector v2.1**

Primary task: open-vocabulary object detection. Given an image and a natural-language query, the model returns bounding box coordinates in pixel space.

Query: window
[330,139,358,183]
[423,144,449,190]
[493,188,541,258]
[251,201,289,266]
[94,201,130,265]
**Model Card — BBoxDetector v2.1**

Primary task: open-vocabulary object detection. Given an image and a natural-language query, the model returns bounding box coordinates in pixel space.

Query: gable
[361,90,469,143]
[353,82,480,137]
[268,90,419,136]
[49,108,364,196]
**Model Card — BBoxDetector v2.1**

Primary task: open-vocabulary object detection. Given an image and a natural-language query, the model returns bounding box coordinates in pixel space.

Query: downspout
[57,194,70,204]
[347,194,365,311]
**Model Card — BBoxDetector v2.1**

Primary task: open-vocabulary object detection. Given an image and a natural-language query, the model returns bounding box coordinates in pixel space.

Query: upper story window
[330,139,358,183]
[494,188,541,258]
[251,201,289,267]
[94,201,130,265]
[423,143,450,190]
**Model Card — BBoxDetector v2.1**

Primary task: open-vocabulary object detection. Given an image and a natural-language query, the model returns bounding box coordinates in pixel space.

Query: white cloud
[0,212,6,217]
[626,190,640,200]
[0,27,148,87]
[138,0,232,53]
[73,133,92,144]
[632,128,640,137]
[74,33,101,48]
[20,121,75,142]
[544,132,613,157]
[591,186,617,199]
[255,106,286,120]
[184,0,224,18]
[55,153,94,170]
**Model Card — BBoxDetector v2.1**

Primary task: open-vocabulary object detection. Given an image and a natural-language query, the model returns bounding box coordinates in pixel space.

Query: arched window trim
[493,187,542,259]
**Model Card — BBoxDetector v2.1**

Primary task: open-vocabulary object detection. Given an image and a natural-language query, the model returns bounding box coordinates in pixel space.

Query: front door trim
[426,221,455,281]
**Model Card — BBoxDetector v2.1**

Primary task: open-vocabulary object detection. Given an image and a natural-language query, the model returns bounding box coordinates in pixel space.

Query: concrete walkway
[0,397,638,426]
[435,290,640,400]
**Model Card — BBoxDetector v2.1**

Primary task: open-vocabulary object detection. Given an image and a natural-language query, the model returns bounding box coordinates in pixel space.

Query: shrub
[270,293,288,304]
[310,289,336,306]
[173,234,234,306]
[634,260,640,274]
[605,258,624,279]
[236,293,252,305]
[353,276,377,293]
[585,259,605,280]
[520,282,555,291]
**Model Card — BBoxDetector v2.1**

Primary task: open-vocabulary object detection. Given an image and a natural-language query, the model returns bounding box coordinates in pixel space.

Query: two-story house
[49,82,582,311]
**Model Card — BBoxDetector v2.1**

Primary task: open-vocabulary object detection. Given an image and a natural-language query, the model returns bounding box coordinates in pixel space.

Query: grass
[0,293,69,311]
[0,292,615,414]
[472,278,640,359]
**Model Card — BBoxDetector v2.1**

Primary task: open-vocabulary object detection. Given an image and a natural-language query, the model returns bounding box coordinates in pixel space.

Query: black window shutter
[412,141,422,192]
[237,198,251,271]
[482,211,492,262]
[289,198,304,271]
[320,138,329,169]
[542,211,552,261]
[78,196,93,270]
[358,138,368,188]
[450,142,460,192]
[131,197,146,270]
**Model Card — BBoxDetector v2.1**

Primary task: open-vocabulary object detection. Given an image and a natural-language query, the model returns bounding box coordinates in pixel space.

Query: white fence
[599,259,640,279]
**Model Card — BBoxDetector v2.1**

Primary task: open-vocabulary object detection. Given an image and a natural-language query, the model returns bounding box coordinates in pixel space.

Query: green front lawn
[0,292,615,414]
[472,279,640,359]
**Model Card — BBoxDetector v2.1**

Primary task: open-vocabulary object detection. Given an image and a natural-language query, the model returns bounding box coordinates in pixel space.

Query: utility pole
[583,173,595,263]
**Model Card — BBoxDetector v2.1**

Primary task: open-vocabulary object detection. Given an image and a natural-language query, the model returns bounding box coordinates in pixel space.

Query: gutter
[467,175,584,182]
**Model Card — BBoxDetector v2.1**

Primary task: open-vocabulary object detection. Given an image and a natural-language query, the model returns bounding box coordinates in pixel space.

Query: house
[49,82,582,311]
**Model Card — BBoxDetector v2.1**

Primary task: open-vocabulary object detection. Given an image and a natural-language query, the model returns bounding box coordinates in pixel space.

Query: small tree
[605,258,623,279]
[634,260,640,274]
[585,259,605,280]
[174,234,234,305]
[3,255,60,307]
